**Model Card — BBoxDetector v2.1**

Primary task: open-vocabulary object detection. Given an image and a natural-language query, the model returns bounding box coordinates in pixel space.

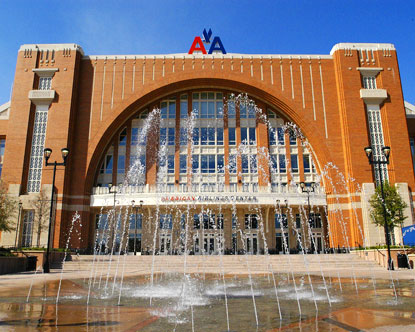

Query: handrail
[375,248,386,257]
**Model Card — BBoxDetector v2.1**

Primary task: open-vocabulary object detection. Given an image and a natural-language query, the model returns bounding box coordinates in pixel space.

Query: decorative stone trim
[360,89,388,105]
[28,90,55,106]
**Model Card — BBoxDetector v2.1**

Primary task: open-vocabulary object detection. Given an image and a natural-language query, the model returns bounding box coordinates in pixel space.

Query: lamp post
[300,182,315,225]
[43,147,69,273]
[14,202,23,248]
[300,182,316,253]
[364,145,394,270]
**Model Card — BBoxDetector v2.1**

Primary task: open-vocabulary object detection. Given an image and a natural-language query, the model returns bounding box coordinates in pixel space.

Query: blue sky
[0,1,414,105]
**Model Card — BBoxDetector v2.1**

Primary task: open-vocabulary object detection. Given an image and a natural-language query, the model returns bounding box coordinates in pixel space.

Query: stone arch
[84,78,333,194]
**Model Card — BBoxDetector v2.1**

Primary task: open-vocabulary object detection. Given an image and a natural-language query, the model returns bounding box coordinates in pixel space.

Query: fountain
[1,93,415,331]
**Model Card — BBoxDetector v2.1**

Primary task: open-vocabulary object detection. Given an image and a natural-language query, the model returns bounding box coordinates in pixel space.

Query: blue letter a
[208,36,226,54]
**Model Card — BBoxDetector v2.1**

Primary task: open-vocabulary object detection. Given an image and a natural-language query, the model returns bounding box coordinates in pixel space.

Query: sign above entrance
[188,28,227,55]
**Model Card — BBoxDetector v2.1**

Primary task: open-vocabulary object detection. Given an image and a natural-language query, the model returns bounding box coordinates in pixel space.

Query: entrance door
[246,233,259,254]
[203,233,217,254]
[160,233,171,254]
[312,232,324,253]
[128,234,142,253]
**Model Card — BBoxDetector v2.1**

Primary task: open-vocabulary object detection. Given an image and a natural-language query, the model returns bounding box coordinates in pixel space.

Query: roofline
[82,53,333,60]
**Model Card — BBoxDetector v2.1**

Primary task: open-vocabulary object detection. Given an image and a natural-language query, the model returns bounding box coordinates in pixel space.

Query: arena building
[0,39,414,254]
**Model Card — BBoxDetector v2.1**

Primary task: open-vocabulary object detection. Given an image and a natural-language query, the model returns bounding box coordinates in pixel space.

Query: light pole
[300,182,316,253]
[131,199,143,255]
[14,202,23,248]
[43,147,69,273]
[364,145,394,270]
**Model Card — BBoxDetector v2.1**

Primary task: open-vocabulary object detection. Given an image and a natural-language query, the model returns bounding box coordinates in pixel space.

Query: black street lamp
[131,199,143,255]
[43,147,69,273]
[14,202,23,248]
[300,182,316,253]
[364,145,394,270]
[300,182,315,225]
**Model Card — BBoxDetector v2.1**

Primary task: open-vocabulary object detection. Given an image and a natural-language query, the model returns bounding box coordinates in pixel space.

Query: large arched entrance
[83,81,331,255]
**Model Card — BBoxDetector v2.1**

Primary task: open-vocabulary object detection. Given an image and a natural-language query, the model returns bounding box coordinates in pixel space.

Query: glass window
[291,154,298,173]
[180,155,187,173]
[130,155,146,173]
[192,155,199,173]
[217,214,224,229]
[160,214,173,229]
[269,127,276,146]
[303,154,311,173]
[270,154,278,172]
[217,154,224,173]
[229,128,236,145]
[208,128,215,145]
[192,100,199,118]
[248,105,256,118]
[0,139,5,157]
[201,128,208,145]
[131,128,139,146]
[295,214,301,229]
[22,210,35,247]
[241,128,248,145]
[0,139,5,179]
[167,155,174,173]
[117,155,125,174]
[168,102,176,119]
[309,213,322,228]
[227,101,236,118]
[208,154,215,173]
[232,214,237,229]
[194,214,200,229]
[159,128,167,145]
[250,155,257,173]
[131,128,146,146]
[216,101,223,118]
[245,214,258,229]
[229,154,237,174]
[249,127,256,145]
[201,101,208,118]
[105,155,113,174]
[279,155,286,173]
[27,108,48,193]
[217,128,224,145]
[275,214,287,229]
[289,132,297,146]
[277,128,285,145]
[119,129,127,146]
[201,155,215,173]
[207,101,215,118]
[129,214,143,229]
[240,103,247,119]
[241,155,249,173]
[180,128,187,145]
[161,102,168,119]
[192,128,199,145]
[168,128,175,146]
[180,95,188,118]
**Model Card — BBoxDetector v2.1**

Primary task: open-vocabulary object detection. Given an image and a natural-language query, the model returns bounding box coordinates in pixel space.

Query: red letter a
[188,36,207,54]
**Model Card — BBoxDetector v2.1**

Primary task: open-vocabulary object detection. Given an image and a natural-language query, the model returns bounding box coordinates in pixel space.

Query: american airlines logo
[188,28,227,55]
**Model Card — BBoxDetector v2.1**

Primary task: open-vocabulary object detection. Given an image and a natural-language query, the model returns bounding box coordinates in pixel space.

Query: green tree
[369,182,407,232]
[0,181,17,232]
